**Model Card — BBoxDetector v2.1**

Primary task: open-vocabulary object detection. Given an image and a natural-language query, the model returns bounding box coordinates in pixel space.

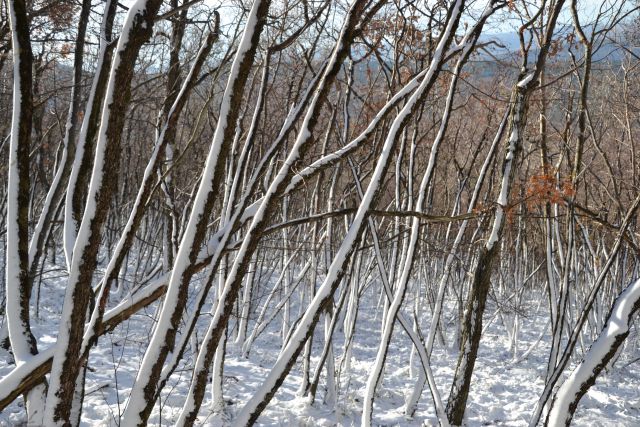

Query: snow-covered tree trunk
[234,255,256,348]
[210,257,228,415]
[281,198,292,345]
[546,278,640,426]
[43,1,164,424]
[121,2,271,425]
[5,0,47,423]
[322,307,337,407]
[211,330,227,415]
[63,0,118,268]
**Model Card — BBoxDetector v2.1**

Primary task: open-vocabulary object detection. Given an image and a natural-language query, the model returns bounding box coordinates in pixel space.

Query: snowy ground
[2,272,640,426]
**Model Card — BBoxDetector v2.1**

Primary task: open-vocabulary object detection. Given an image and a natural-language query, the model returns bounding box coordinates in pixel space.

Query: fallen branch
[0,277,168,410]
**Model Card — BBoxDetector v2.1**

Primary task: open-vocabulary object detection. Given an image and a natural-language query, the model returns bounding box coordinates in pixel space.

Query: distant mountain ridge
[479,29,639,62]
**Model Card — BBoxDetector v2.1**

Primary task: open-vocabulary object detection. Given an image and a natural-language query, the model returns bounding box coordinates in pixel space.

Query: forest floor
[2,271,640,426]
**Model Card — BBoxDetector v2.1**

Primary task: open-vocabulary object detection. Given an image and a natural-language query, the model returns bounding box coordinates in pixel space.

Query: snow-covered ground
[2,271,640,426]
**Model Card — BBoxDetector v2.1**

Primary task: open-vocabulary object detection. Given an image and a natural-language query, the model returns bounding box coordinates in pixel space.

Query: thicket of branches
[1,0,640,425]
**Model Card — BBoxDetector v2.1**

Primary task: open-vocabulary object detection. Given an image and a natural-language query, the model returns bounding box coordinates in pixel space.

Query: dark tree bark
[44,1,165,424]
